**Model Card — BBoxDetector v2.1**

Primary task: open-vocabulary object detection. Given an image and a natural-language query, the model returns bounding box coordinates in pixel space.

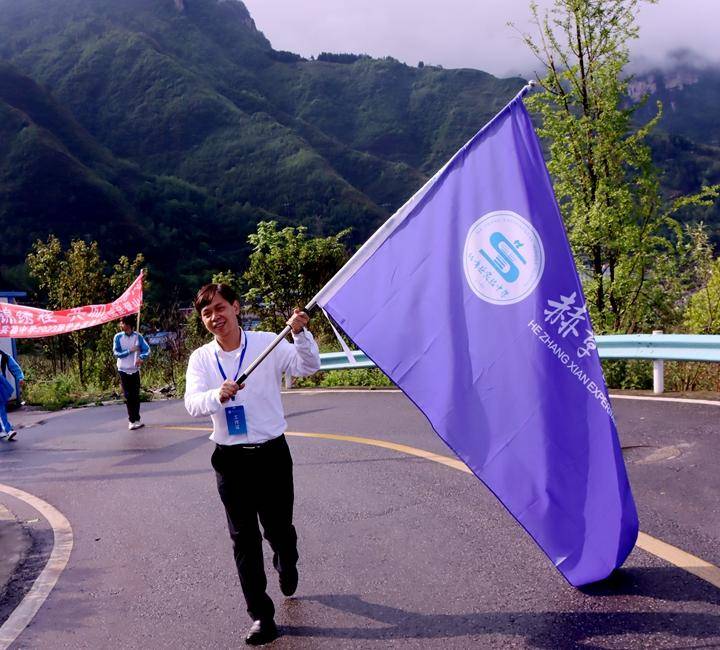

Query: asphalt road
[0,391,719,649]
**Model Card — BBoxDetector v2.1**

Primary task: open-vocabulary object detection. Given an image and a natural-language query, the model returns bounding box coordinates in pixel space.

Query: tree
[27,238,146,385]
[25,235,68,373]
[666,243,720,392]
[27,237,109,383]
[211,270,242,297]
[25,235,63,305]
[518,0,718,333]
[243,221,350,337]
[684,257,720,334]
[110,254,145,297]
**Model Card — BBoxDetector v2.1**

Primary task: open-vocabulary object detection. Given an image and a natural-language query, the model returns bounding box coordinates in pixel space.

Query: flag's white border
[310,82,536,309]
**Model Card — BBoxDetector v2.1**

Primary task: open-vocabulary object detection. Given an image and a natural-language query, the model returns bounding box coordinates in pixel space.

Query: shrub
[601,359,653,390]
[295,367,393,389]
[24,371,114,410]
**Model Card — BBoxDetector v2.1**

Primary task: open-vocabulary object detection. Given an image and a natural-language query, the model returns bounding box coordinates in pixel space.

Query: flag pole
[236,300,317,386]
[520,79,536,96]
[236,80,537,388]
[136,269,145,332]
[307,80,538,310]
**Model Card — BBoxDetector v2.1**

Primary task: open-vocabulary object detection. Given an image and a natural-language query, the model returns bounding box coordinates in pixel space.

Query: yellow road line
[636,532,720,587]
[288,431,474,474]
[0,484,74,650]
[164,425,720,589]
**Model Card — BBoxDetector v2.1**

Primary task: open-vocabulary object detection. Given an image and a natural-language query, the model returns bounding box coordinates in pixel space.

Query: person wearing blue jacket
[114,315,150,430]
[0,350,25,441]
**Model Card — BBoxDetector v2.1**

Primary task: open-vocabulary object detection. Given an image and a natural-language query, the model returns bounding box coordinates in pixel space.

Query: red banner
[0,273,143,339]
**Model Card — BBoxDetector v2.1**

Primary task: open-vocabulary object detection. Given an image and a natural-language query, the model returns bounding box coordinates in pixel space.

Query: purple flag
[312,87,638,586]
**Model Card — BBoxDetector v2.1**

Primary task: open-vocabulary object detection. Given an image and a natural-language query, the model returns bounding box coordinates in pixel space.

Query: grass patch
[295,367,394,389]
[24,373,117,410]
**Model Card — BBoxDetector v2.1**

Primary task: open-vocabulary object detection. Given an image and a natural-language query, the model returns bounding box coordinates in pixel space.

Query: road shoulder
[0,504,31,604]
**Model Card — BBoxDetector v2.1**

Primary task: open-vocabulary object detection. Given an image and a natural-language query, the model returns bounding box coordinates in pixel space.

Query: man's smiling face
[200,293,240,338]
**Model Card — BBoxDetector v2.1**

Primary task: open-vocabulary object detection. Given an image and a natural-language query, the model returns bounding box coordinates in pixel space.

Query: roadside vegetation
[18,215,719,411]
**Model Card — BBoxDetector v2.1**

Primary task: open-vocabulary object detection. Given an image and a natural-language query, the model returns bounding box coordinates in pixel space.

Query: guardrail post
[284,373,293,390]
[652,330,664,394]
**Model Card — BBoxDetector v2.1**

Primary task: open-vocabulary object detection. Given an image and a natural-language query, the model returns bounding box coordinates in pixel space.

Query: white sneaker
[128,421,136,430]
[129,420,144,430]
[6,430,17,441]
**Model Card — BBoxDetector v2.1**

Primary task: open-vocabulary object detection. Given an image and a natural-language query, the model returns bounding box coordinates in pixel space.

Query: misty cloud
[241,0,720,77]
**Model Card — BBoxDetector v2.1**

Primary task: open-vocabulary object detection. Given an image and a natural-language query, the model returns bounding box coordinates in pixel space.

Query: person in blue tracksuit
[0,350,25,441]
[113,315,150,430]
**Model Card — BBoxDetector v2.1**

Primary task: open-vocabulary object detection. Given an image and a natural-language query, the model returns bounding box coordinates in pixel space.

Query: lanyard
[214,333,248,398]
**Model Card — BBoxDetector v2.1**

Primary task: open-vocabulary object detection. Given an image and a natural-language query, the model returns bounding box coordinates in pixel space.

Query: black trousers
[118,371,141,422]
[212,435,298,622]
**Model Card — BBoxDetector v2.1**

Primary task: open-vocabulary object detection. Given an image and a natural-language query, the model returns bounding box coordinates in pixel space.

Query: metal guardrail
[595,334,720,362]
[318,350,374,370]
[317,333,720,394]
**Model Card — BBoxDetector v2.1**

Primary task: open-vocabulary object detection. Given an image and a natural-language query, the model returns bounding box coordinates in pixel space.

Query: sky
[241,0,720,77]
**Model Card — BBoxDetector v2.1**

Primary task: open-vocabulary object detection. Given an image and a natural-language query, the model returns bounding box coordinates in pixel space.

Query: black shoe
[245,619,279,646]
[279,566,298,597]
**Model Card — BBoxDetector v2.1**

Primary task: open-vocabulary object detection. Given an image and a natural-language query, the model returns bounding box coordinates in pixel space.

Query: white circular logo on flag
[463,210,545,305]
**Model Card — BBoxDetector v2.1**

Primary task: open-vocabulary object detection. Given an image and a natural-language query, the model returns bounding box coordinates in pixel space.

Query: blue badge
[225,405,248,436]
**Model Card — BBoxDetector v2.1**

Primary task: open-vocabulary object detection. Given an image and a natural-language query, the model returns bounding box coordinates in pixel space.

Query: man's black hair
[194,284,239,313]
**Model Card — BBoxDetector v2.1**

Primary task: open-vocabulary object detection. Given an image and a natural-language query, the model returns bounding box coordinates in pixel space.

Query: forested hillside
[0,0,717,298]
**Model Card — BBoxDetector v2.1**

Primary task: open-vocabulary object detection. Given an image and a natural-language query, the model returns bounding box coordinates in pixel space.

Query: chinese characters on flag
[0,273,143,339]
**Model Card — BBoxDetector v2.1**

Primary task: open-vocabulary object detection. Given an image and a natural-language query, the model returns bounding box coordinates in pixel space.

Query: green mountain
[0,0,717,297]
[0,0,524,296]
[0,62,272,293]
[0,62,140,258]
